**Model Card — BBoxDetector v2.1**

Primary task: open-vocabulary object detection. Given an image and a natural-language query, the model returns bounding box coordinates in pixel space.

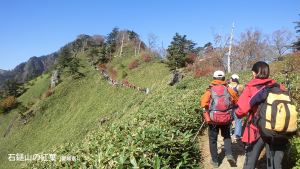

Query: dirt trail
[199,122,267,169]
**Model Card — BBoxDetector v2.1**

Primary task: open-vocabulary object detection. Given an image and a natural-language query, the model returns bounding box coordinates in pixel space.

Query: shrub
[182,53,197,65]
[141,54,152,62]
[128,59,139,70]
[97,63,106,71]
[186,65,192,71]
[187,55,223,78]
[1,96,18,109]
[119,63,125,68]
[285,52,300,73]
[288,136,300,168]
[193,68,211,78]
[26,101,34,107]
[122,70,128,78]
[58,79,63,84]
[108,55,114,62]
[17,104,28,118]
[109,68,118,79]
[45,90,52,98]
[0,105,6,114]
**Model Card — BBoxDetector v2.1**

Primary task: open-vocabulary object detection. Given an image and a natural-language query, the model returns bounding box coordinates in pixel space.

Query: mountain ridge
[0,69,7,74]
[0,34,90,89]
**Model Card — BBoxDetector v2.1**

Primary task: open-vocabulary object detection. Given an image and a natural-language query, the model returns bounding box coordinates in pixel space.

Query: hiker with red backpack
[228,74,245,140]
[201,70,239,168]
[235,61,298,169]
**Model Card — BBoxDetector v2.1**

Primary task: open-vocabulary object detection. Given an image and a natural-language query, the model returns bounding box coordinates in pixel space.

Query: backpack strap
[235,84,239,89]
[255,85,264,90]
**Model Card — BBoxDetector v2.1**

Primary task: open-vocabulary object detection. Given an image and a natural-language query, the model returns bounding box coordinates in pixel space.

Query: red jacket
[235,78,286,144]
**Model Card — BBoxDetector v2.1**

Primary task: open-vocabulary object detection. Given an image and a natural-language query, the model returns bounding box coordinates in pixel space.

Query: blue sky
[0,0,299,70]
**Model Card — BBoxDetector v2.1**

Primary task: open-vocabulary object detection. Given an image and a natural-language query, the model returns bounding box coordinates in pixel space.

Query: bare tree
[231,28,268,71]
[92,34,106,47]
[147,32,158,53]
[120,33,124,57]
[82,38,88,54]
[116,30,129,44]
[138,34,142,54]
[160,41,167,59]
[267,28,295,61]
[228,23,234,73]
[211,26,231,71]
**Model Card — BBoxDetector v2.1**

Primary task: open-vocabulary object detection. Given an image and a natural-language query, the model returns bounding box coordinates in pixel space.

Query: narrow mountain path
[199,122,267,169]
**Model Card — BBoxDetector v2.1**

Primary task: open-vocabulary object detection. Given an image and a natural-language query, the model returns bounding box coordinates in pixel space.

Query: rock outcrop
[50,70,59,89]
[168,70,184,86]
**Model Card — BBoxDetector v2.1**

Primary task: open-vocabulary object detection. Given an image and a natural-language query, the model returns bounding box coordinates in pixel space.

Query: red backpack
[204,84,233,125]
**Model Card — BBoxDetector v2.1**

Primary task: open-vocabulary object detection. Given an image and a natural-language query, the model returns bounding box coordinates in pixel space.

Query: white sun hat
[231,74,239,80]
[213,71,225,78]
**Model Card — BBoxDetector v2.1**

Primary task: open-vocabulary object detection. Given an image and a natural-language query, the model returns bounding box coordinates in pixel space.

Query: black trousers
[243,137,286,169]
[208,124,232,162]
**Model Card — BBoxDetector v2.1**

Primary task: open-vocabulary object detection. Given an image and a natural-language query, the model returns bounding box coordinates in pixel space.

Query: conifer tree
[68,58,84,76]
[167,33,196,69]
[5,79,24,97]
[127,30,138,39]
[87,48,99,66]
[57,47,72,68]
[293,15,300,51]
[98,46,108,63]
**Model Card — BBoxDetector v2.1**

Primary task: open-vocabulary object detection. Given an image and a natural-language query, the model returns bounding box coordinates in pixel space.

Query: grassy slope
[18,74,51,106]
[0,46,171,169]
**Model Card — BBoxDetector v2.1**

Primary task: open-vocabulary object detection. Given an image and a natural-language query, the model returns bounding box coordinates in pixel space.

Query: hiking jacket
[235,78,286,144]
[201,80,239,110]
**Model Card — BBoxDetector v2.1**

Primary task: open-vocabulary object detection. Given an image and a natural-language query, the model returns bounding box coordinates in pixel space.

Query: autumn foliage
[141,54,152,62]
[285,52,300,73]
[109,68,118,79]
[182,53,197,65]
[108,55,114,62]
[128,59,139,70]
[187,54,223,78]
[98,63,106,71]
[1,96,18,109]
[45,90,53,98]
[193,68,213,78]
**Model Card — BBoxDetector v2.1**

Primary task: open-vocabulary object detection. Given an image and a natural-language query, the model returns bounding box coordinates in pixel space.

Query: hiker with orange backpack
[235,61,297,169]
[201,70,239,168]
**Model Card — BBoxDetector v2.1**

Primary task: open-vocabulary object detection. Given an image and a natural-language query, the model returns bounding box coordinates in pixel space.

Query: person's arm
[201,90,211,110]
[235,86,251,119]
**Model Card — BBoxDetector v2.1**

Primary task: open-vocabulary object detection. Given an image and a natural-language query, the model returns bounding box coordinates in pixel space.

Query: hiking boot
[226,155,236,164]
[210,159,219,168]
[234,136,242,140]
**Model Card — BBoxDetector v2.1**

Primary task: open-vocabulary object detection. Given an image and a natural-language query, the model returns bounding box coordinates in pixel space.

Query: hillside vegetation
[0,44,173,168]
[0,41,300,168]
